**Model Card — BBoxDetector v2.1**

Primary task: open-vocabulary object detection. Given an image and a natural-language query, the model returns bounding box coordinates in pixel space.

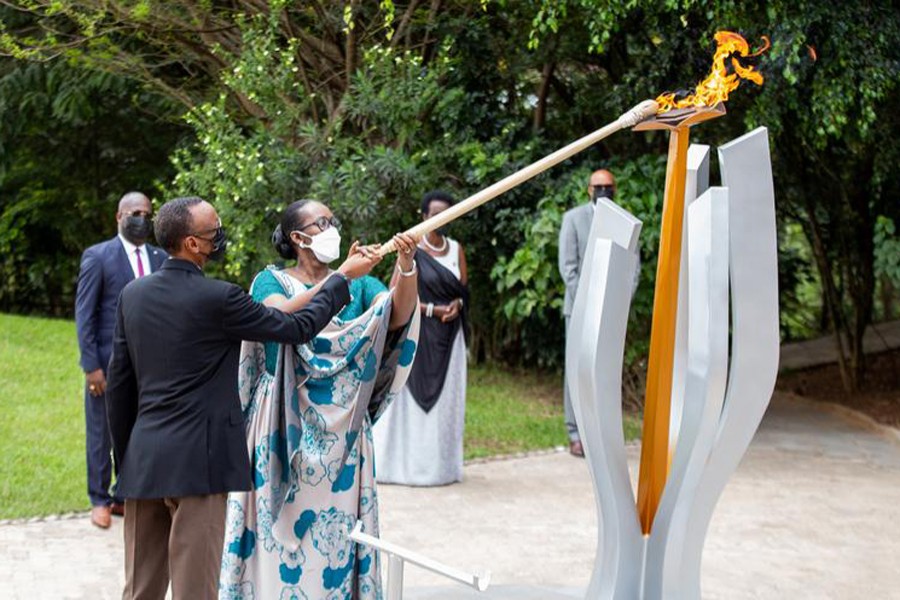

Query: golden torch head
[635,31,770,131]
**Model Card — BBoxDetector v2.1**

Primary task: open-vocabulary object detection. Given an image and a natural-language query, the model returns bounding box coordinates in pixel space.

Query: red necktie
[135,248,145,277]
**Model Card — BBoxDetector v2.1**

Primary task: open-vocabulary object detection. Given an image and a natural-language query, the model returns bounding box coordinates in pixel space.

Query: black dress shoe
[569,440,585,458]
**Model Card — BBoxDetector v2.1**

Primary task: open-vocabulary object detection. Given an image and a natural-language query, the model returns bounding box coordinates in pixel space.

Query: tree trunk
[880,276,896,321]
[802,201,854,392]
[391,0,422,49]
[533,61,554,132]
[846,176,876,391]
[345,0,359,91]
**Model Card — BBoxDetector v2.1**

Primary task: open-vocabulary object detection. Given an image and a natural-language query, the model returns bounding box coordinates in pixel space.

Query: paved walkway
[1,393,899,599]
[779,319,900,372]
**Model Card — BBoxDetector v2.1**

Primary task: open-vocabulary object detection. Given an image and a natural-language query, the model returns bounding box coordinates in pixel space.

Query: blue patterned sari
[220,268,419,600]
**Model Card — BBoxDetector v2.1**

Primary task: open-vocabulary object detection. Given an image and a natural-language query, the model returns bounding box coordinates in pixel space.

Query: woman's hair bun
[272,223,295,260]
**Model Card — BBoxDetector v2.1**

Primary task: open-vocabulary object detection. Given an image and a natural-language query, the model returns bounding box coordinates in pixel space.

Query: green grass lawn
[464,365,568,459]
[464,365,641,459]
[0,313,641,519]
[463,366,641,459]
[0,313,86,520]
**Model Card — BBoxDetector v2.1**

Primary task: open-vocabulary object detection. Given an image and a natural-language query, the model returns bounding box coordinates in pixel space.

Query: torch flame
[656,31,770,114]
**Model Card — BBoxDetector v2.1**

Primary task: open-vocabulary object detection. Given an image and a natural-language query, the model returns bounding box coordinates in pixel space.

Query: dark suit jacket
[105,258,351,499]
[75,236,167,373]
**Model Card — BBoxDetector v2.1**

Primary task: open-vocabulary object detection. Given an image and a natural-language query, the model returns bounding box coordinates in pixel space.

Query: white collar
[118,233,145,255]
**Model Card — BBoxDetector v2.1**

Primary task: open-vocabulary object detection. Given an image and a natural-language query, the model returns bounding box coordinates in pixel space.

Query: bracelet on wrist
[398,259,417,277]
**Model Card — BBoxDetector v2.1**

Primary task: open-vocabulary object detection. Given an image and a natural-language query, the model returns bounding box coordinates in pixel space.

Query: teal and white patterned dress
[219,268,419,600]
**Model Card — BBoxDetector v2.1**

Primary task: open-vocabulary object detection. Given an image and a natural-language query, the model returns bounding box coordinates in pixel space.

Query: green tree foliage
[874,217,900,322]
[1,1,897,395]
[0,56,186,315]
[729,2,900,390]
[523,0,900,390]
[491,156,665,372]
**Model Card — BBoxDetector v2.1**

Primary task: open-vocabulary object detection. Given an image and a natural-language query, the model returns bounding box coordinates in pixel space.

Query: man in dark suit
[75,192,166,528]
[106,196,379,599]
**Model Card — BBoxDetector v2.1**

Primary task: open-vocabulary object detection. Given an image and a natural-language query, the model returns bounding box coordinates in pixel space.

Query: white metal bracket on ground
[351,521,491,600]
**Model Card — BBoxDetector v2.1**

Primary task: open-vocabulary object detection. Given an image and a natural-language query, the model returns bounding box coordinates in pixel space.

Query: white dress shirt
[118,234,152,278]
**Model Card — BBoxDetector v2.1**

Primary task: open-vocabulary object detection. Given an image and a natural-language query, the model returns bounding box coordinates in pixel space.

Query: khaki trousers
[122,493,227,600]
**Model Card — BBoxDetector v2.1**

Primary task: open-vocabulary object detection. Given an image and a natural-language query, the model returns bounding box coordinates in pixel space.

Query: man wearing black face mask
[106,197,376,599]
[558,169,617,457]
[75,192,167,529]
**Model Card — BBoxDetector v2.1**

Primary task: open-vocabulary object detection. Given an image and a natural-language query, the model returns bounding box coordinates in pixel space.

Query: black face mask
[198,227,228,262]
[123,215,152,242]
[592,185,615,202]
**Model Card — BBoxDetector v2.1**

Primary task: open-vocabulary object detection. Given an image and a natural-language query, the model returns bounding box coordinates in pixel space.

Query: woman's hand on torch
[388,232,419,330]
[337,240,382,280]
[392,233,418,272]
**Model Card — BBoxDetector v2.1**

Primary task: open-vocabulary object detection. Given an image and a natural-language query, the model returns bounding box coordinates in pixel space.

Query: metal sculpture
[567,128,779,598]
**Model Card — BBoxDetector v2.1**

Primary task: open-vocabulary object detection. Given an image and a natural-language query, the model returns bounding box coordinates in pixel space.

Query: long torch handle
[376,99,659,255]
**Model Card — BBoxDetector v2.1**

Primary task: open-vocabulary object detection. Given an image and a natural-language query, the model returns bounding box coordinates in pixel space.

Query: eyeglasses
[190,223,223,239]
[297,215,342,233]
[124,210,152,218]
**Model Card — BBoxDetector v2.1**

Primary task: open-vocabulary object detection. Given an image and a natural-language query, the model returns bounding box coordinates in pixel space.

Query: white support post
[386,553,405,600]
[350,521,491,599]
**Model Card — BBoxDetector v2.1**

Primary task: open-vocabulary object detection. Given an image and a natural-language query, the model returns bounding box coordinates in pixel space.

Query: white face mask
[294,226,341,264]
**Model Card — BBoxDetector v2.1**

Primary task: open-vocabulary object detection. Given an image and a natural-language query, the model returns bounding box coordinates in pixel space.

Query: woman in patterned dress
[220,199,419,600]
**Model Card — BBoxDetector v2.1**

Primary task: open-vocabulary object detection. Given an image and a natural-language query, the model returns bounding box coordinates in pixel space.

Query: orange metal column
[636,126,691,534]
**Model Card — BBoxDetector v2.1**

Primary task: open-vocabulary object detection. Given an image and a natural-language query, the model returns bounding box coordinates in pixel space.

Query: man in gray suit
[558,169,617,457]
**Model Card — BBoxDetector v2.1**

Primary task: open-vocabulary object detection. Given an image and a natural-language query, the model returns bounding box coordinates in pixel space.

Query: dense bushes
[1,1,897,395]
